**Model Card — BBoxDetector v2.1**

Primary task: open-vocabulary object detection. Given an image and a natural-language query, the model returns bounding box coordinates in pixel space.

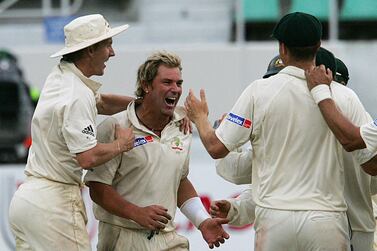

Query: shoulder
[331,81,360,102]
[173,106,187,121]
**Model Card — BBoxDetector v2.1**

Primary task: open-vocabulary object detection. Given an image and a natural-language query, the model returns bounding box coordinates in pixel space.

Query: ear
[87,46,95,57]
[141,81,150,94]
[280,42,287,56]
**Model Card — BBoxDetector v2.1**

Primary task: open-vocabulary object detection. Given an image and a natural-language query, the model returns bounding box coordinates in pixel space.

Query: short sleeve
[360,120,377,153]
[216,85,254,151]
[335,87,377,165]
[84,117,122,185]
[62,95,97,154]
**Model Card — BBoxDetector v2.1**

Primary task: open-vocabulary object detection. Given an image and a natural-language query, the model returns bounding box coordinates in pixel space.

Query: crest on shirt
[82,125,95,137]
[134,135,154,148]
[171,136,184,151]
[226,113,252,128]
[373,119,377,127]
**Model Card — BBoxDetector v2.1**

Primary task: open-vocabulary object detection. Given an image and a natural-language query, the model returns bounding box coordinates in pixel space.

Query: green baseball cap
[315,47,336,78]
[272,12,322,47]
[334,58,349,85]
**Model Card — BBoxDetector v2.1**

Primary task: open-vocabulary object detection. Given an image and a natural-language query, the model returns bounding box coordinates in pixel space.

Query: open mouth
[165,97,177,106]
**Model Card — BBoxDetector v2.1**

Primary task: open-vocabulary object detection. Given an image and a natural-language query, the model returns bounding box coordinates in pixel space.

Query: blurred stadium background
[0,0,376,250]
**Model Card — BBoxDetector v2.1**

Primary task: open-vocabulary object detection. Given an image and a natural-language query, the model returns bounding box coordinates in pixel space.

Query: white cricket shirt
[25,61,99,184]
[216,66,372,211]
[84,102,191,232]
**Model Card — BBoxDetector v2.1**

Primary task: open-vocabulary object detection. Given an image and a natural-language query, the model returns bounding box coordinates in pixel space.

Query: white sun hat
[50,14,129,58]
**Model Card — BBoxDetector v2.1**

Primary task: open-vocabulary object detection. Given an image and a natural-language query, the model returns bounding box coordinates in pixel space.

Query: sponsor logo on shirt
[226,113,252,128]
[134,136,154,147]
[82,125,95,137]
[373,119,377,127]
[171,137,184,151]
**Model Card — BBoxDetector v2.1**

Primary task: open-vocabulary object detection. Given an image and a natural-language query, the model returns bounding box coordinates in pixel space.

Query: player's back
[250,66,346,211]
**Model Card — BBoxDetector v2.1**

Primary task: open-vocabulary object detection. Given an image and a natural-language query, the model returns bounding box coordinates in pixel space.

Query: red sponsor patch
[243,119,252,128]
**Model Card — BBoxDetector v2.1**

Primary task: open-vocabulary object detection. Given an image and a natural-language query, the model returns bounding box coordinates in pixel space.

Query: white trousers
[97,221,189,251]
[254,207,351,251]
[9,177,90,251]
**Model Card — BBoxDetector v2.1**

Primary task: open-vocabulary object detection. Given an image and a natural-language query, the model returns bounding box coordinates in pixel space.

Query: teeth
[166,97,176,105]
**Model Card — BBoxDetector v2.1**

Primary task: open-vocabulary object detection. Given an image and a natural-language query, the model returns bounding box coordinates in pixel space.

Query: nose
[109,46,115,57]
[171,82,181,93]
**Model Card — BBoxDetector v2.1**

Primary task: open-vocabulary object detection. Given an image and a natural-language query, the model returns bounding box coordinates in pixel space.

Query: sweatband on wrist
[310,84,332,104]
[180,197,210,228]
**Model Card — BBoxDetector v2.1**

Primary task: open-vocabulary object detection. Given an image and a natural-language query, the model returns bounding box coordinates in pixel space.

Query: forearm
[177,177,198,207]
[88,182,139,220]
[97,94,134,115]
[178,177,211,228]
[76,140,122,169]
[318,99,365,151]
[195,115,229,159]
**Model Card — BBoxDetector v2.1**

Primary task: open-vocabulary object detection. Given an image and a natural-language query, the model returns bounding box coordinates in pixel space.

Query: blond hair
[135,51,182,98]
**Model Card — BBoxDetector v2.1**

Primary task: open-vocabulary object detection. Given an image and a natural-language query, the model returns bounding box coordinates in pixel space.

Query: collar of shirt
[279,65,306,80]
[126,101,186,134]
[59,61,102,93]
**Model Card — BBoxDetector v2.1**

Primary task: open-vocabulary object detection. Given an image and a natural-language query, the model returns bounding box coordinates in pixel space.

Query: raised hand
[199,218,230,249]
[210,200,231,219]
[184,89,209,124]
[305,64,333,91]
[114,124,135,152]
[132,205,172,231]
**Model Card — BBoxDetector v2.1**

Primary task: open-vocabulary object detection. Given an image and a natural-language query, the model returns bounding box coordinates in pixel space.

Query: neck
[74,58,92,77]
[135,104,171,133]
[287,59,315,71]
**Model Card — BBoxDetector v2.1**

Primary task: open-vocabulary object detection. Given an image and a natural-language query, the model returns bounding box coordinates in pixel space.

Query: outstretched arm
[185,89,229,159]
[97,94,135,115]
[178,177,230,249]
[210,186,255,226]
[76,124,134,169]
[306,65,366,151]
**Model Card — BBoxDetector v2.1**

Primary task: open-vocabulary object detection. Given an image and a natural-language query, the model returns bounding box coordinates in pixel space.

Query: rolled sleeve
[62,96,97,154]
[215,86,254,152]
[360,121,377,153]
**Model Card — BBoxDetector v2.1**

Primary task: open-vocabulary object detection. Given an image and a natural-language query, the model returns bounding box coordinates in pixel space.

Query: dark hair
[62,49,86,63]
[285,42,320,61]
[62,39,110,63]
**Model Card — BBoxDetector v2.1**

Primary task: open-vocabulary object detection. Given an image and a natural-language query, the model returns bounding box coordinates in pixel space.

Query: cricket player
[84,51,229,250]
[185,12,376,251]
[8,14,135,251]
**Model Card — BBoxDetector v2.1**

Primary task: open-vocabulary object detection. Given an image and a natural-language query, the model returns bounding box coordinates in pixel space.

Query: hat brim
[50,24,129,58]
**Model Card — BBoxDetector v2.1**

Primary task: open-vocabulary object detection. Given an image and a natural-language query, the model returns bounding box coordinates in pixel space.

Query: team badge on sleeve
[134,136,154,147]
[226,113,252,128]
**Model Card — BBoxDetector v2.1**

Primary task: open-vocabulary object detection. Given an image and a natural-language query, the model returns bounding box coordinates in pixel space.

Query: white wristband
[310,84,332,104]
[180,197,211,228]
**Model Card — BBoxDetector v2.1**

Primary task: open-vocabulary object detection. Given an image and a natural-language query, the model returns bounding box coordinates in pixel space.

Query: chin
[162,109,175,117]
[96,71,105,76]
